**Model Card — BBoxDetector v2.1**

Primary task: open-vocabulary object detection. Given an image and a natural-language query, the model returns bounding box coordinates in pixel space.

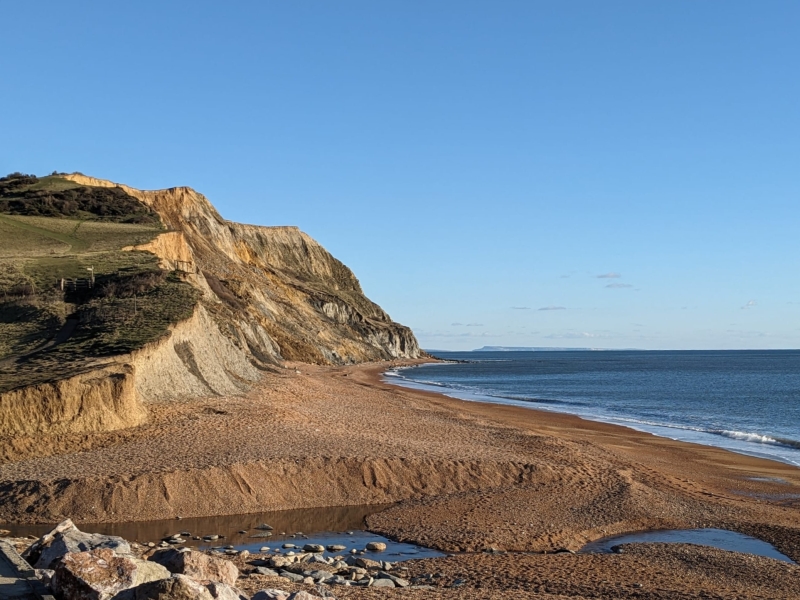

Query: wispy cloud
[451,322,463,326]
[538,305,566,311]
[741,300,757,310]
[597,272,621,279]
[511,306,531,310]
[466,323,484,327]
[606,283,633,289]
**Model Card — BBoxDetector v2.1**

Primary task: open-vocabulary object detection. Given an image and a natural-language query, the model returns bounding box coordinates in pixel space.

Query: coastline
[383,360,800,467]
[2,359,799,597]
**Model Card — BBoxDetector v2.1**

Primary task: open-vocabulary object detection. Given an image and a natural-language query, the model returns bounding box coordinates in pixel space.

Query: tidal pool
[580,528,795,564]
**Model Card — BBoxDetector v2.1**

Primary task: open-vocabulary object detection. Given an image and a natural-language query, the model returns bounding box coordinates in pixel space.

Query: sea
[386,350,800,467]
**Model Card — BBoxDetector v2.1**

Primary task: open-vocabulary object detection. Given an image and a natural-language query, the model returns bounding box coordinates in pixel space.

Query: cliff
[0,173,420,436]
[61,173,420,366]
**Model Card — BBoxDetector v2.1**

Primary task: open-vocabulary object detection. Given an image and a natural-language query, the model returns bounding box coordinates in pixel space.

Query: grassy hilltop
[0,173,198,393]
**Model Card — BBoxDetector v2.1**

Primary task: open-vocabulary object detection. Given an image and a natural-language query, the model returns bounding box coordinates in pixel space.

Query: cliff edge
[0,172,420,436]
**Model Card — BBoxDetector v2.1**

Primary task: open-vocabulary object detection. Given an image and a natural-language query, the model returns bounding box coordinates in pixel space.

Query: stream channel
[2,504,445,563]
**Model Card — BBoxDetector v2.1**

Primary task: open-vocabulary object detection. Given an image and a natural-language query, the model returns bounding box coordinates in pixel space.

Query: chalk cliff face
[62,174,420,397]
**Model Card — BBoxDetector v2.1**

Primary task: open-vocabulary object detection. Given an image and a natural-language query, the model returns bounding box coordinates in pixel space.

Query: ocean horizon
[388,350,800,467]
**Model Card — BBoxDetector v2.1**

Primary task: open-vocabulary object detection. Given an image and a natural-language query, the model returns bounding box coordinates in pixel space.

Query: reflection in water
[3,504,447,562]
[5,504,387,545]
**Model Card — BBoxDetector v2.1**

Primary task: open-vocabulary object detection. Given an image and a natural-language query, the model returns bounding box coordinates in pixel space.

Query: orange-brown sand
[1,360,799,598]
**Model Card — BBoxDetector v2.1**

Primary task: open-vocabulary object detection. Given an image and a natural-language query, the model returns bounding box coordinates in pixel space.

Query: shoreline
[2,359,800,597]
[383,361,800,468]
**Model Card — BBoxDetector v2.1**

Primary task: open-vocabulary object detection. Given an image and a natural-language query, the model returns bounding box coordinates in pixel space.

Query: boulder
[251,590,289,600]
[301,544,324,553]
[51,548,169,600]
[354,557,381,570]
[267,556,293,568]
[148,548,238,586]
[113,574,214,600]
[254,567,279,577]
[205,581,249,600]
[365,542,386,552]
[371,578,395,588]
[23,519,132,569]
[325,545,346,552]
[377,572,410,587]
[302,569,331,582]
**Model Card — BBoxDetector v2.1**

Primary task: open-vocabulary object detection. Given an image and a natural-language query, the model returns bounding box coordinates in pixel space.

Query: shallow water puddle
[580,528,795,564]
[3,504,444,563]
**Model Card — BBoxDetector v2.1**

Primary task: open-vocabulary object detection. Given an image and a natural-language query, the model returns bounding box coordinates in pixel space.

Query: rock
[22,519,132,570]
[22,519,76,564]
[204,535,220,541]
[354,557,381,570]
[250,533,273,538]
[278,571,304,583]
[268,556,293,568]
[114,574,214,600]
[326,545,346,552]
[148,548,239,586]
[377,572,410,587]
[301,544,324,553]
[239,550,250,560]
[259,547,270,552]
[251,590,289,600]
[254,524,273,531]
[287,592,322,600]
[282,543,295,549]
[254,567,279,577]
[35,569,54,586]
[51,548,169,600]
[371,577,395,588]
[205,581,249,600]
[365,542,386,552]
[303,569,331,582]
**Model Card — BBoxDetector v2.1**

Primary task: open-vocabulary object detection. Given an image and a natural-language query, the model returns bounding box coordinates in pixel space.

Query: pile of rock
[16,520,334,600]
[255,546,410,588]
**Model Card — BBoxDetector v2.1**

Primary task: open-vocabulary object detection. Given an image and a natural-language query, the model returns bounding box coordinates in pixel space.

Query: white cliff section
[126,304,264,402]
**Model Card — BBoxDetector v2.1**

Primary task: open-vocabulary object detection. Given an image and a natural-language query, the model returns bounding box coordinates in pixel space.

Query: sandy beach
[1,360,799,598]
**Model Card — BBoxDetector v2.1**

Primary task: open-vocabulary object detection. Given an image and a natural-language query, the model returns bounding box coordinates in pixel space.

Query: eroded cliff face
[62,173,420,399]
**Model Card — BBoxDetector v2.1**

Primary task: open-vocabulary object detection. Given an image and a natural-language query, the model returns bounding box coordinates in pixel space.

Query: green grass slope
[0,185,198,394]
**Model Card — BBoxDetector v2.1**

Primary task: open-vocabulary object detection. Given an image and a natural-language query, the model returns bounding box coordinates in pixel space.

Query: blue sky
[2,1,799,350]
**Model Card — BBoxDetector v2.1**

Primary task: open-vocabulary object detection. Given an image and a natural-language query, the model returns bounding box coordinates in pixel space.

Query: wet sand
[2,360,800,598]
